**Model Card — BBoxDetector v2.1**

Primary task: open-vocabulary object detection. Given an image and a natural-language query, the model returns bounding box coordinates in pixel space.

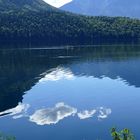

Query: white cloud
[98,107,112,119]
[0,103,30,119]
[0,102,111,125]
[29,102,77,125]
[30,105,112,125]
[77,110,96,120]
[77,107,112,120]
[13,114,25,119]
[43,0,73,8]
[39,67,74,82]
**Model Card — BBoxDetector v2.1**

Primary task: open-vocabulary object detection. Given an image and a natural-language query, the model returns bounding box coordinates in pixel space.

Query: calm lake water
[0,44,140,140]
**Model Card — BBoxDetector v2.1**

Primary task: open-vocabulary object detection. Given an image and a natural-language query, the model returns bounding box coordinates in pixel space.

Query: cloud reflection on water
[0,103,30,118]
[0,102,112,125]
[98,107,112,119]
[77,110,97,120]
[29,102,77,125]
[77,107,111,120]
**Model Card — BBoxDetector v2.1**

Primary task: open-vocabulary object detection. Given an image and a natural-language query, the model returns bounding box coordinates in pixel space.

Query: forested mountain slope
[0,0,140,44]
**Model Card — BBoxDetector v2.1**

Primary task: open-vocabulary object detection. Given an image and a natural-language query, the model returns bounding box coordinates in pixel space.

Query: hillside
[61,0,140,19]
[0,0,140,44]
[0,0,56,12]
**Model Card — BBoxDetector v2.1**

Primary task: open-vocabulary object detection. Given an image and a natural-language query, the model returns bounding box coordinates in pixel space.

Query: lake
[0,44,140,140]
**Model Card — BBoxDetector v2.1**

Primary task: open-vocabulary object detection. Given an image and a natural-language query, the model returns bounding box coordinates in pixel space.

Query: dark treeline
[0,0,140,44]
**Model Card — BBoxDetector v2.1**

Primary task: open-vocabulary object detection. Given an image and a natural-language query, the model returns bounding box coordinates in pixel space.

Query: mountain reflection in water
[0,44,140,113]
[0,44,140,140]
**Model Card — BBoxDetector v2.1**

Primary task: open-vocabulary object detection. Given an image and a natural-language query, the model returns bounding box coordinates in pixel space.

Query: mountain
[0,0,56,12]
[0,0,140,44]
[60,0,140,19]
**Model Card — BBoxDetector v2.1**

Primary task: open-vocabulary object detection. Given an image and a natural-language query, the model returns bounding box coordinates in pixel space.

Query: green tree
[111,128,135,140]
[0,132,16,140]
